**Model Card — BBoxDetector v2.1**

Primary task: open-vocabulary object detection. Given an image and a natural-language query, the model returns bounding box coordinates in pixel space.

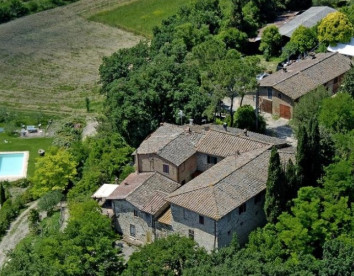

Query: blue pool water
[0,153,24,176]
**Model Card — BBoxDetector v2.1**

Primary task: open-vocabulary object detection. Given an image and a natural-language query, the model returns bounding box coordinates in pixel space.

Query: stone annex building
[258,52,352,119]
[94,123,295,251]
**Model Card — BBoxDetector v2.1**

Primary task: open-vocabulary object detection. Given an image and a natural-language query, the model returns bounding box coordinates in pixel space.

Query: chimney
[189,118,194,126]
[223,122,227,132]
[204,126,210,131]
[282,67,287,73]
[243,129,248,136]
[160,122,164,126]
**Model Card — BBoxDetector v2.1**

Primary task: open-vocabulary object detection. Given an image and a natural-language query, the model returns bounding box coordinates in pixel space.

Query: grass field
[0,0,141,116]
[89,0,232,37]
[0,133,53,178]
[89,0,195,37]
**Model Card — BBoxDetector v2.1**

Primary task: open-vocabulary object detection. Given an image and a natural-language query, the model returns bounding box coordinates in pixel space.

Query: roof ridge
[271,52,336,87]
[157,131,185,154]
[208,128,272,146]
[169,146,271,199]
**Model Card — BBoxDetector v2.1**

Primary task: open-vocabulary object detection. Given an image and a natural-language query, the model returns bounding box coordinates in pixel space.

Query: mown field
[0,0,141,116]
[89,0,195,37]
[89,0,231,37]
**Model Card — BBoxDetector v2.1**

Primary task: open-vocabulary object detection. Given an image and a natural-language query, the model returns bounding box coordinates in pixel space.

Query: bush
[233,105,266,133]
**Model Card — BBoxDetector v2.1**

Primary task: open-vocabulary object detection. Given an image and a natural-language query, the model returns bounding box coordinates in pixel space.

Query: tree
[0,182,6,206]
[320,237,354,276]
[264,147,285,223]
[284,159,298,208]
[340,67,354,97]
[296,125,312,187]
[318,11,353,46]
[229,0,245,30]
[290,25,317,54]
[123,235,208,276]
[32,148,77,197]
[28,208,40,233]
[291,86,329,134]
[319,92,354,134]
[259,25,282,60]
[208,56,261,126]
[38,190,63,215]
[68,132,134,200]
[233,105,266,133]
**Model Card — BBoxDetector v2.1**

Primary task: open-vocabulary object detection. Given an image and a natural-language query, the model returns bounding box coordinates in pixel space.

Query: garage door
[280,104,291,119]
[260,99,272,114]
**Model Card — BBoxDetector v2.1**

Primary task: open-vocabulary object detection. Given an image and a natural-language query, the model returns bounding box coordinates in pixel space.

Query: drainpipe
[214,220,217,250]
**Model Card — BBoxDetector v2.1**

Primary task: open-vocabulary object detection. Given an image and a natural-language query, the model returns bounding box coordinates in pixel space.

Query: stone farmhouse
[98,123,295,251]
[258,52,352,119]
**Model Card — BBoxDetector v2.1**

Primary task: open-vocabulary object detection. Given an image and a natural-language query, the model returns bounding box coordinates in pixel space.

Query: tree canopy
[31,148,77,197]
[318,11,353,46]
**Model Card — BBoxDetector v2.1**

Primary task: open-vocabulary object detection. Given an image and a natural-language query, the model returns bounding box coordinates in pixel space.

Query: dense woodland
[0,0,353,275]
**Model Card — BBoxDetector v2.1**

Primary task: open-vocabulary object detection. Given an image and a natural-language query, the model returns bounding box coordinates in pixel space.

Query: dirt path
[0,201,38,267]
[0,0,142,115]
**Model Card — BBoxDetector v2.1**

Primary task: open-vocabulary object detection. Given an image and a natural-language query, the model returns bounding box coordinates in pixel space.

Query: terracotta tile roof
[168,146,295,220]
[209,125,287,146]
[141,191,169,215]
[259,52,352,100]
[158,208,172,225]
[107,172,154,200]
[137,123,183,154]
[157,132,203,166]
[196,130,270,157]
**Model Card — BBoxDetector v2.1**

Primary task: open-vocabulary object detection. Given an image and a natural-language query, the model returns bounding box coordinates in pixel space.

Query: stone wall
[113,200,154,243]
[178,154,197,184]
[259,87,294,118]
[196,153,223,172]
[138,154,179,182]
[169,192,267,251]
[217,191,267,247]
[170,204,217,251]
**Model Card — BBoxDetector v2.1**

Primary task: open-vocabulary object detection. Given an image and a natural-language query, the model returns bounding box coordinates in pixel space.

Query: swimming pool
[0,152,29,181]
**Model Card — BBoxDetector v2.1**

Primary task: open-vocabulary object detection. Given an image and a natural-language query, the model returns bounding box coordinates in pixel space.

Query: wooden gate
[260,99,272,114]
[279,104,291,119]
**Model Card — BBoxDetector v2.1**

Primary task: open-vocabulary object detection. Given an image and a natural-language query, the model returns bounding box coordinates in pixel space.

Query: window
[254,193,262,204]
[238,203,246,215]
[267,88,272,99]
[199,215,204,225]
[207,155,217,164]
[130,224,136,237]
[188,229,195,240]
[227,230,231,236]
[163,164,169,174]
[334,77,339,84]
[278,93,282,99]
[133,210,138,217]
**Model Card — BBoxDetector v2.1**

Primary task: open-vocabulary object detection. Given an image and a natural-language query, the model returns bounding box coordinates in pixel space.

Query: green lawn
[89,0,196,37]
[0,133,53,178]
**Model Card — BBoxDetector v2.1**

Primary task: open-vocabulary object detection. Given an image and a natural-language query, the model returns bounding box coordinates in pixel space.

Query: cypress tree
[264,147,285,223]
[308,116,322,185]
[284,159,298,209]
[0,183,6,206]
[296,125,311,186]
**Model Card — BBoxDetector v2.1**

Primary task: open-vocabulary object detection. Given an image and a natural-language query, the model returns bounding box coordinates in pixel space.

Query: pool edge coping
[0,151,29,182]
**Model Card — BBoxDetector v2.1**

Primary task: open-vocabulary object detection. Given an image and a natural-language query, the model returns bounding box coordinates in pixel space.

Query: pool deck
[0,151,29,182]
